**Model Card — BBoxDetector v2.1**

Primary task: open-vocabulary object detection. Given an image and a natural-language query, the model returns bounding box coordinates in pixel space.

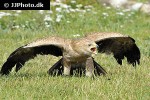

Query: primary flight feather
[0,32,140,76]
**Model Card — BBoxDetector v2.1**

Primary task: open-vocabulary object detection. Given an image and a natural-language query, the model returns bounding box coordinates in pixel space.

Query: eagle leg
[48,58,107,76]
[86,57,95,77]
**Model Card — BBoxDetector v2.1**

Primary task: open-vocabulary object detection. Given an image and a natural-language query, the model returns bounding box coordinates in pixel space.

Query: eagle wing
[1,36,68,75]
[85,32,140,66]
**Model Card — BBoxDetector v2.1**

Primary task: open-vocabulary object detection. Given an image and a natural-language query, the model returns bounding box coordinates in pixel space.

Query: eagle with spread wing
[0,32,140,76]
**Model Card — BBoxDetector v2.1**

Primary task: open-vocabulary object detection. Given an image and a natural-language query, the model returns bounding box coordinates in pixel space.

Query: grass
[0,0,150,100]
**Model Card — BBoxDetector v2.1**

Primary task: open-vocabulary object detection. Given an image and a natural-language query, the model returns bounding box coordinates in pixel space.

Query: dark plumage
[86,32,140,66]
[96,37,140,66]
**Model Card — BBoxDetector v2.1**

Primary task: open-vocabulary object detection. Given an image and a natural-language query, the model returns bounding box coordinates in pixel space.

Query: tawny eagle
[0,32,140,76]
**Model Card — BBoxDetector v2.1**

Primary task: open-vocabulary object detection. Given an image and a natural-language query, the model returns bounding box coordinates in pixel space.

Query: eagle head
[72,39,98,57]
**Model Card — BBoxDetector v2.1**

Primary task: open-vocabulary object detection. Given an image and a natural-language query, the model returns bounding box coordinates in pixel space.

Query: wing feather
[24,36,66,48]
[85,32,140,66]
[85,32,126,42]
[0,36,67,75]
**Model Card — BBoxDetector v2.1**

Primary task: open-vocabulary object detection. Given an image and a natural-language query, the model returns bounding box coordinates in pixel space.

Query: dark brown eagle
[0,32,140,76]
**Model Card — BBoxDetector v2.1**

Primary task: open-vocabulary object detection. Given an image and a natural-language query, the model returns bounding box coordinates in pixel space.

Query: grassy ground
[0,0,150,100]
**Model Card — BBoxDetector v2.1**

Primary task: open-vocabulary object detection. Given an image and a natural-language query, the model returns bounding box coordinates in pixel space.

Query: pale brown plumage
[0,32,140,76]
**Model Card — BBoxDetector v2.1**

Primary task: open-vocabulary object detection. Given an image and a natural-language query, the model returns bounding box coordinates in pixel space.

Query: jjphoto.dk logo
[4,2,43,8]
[0,0,50,10]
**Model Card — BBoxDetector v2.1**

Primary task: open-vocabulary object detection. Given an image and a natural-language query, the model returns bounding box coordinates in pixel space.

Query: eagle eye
[88,44,92,46]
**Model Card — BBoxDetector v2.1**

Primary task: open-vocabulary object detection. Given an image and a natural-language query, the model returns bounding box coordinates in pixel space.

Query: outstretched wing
[85,32,140,66]
[0,36,67,75]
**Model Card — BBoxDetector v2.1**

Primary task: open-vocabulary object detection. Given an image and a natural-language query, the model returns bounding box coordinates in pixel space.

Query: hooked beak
[91,44,98,55]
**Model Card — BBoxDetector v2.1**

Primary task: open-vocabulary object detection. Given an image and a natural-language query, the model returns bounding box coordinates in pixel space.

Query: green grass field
[0,0,150,100]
